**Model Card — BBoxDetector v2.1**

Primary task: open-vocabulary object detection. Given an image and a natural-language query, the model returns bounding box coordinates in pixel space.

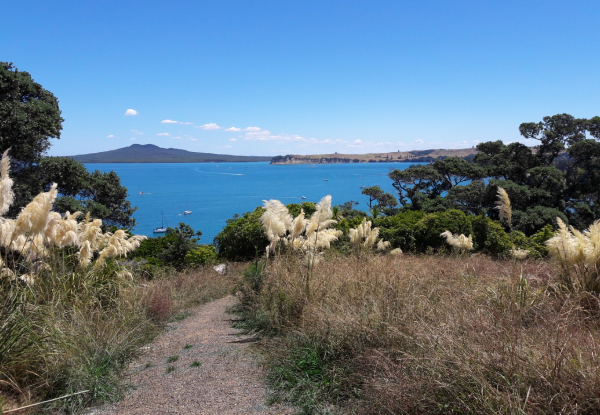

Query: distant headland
[270,148,478,164]
[68,144,272,163]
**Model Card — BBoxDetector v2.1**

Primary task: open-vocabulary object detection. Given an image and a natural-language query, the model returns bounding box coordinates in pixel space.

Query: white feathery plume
[289,209,307,240]
[78,240,93,267]
[0,149,14,216]
[305,195,335,238]
[377,240,391,251]
[0,268,14,279]
[19,274,35,285]
[14,183,58,236]
[0,219,15,248]
[495,187,512,226]
[260,200,292,242]
[510,249,529,260]
[440,230,473,251]
[390,248,403,256]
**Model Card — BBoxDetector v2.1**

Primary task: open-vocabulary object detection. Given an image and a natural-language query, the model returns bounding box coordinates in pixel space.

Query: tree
[1,62,64,214]
[519,113,588,165]
[361,185,398,209]
[0,62,63,166]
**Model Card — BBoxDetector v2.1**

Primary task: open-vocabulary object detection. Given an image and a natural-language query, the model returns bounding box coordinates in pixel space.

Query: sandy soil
[86,296,293,415]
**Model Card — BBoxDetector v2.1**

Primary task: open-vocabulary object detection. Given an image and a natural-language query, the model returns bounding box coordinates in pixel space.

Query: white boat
[153,212,168,233]
[301,196,306,199]
[183,210,192,215]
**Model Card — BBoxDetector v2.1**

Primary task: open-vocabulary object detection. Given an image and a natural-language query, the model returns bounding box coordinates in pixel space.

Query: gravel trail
[87,296,292,415]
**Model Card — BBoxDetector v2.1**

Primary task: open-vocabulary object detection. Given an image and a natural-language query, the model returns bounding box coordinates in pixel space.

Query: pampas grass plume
[495,187,512,226]
[0,149,14,216]
[15,183,58,236]
[441,230,473,251]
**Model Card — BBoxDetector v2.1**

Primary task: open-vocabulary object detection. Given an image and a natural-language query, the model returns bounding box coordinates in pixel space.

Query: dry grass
[251,253,600,414]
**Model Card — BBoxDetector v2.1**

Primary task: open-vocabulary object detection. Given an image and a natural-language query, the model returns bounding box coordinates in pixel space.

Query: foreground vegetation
[0,264,238,413]
[237,253,600,414]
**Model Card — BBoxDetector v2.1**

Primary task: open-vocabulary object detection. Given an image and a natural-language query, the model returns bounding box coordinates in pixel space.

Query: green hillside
[68,144,271,163]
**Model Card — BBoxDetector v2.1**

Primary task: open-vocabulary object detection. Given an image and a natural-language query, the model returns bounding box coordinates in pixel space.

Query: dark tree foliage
[388,114,600,234]
[213,208,269,261]
[40,158,137,229]
[361,185,398,211]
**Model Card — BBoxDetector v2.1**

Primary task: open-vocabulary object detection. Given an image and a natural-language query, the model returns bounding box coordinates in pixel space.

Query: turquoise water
[85,162,418,243]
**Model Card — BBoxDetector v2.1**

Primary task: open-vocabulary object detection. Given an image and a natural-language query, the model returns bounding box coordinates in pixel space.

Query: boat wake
[195,170,245,176]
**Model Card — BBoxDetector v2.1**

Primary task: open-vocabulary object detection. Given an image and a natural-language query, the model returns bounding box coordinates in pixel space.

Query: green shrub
[470,215,512,256]
[185,245,218,265]
[133,223,201,268]
[413,209,472,251]
[213,207,269,261]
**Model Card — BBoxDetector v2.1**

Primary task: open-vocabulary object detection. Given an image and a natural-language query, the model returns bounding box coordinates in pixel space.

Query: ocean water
[85,162,419,243]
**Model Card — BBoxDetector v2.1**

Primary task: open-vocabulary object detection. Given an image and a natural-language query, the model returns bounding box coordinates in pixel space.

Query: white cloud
[229,138,237,141]
[157,133,170,136]
[181,122,193,125]
[353,139,362,144]
[414,139,425,144]
[107,134,114,138]
[458,140,468,145]
[161,119,178,124]
[185,138,198,141]
[196,123,221,130]
[171,136,182,139]
[130,137,136,140]
[225,145,232,148]
[244,126,261,132]
[124,109,138,116]
[131,129,144,135]
[225,127,241,132]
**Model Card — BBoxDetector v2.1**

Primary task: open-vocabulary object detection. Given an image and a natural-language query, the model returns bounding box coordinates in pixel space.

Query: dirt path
[86,296,292,415]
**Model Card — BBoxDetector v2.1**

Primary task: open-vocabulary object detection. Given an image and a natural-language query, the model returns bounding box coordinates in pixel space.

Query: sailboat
[183,201,192,215]
[153,212,168,233]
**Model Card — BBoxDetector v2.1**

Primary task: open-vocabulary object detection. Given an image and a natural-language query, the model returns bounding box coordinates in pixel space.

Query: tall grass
[245,253,600,414]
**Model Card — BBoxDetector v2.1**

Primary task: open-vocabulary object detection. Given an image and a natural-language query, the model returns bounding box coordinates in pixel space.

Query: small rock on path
[87,296,292,415]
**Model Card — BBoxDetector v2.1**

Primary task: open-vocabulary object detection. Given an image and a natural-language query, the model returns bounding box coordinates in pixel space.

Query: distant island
[69,144,272,163]
[270,148,478,164]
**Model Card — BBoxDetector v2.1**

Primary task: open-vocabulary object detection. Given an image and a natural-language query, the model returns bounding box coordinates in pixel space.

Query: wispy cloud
[124,109,138,116]
[157,132,170,136]
[414,139,425,144]
[353,139,362,144]
[225,127,241,132]
[130,137,136,140]
[161,119,178,124]
[185,138,198,141]
[196,123,221,130]
[131,129,144,135]
[171,136,182,139]
[244,126,261,132]
[181,122,193,125]
[229,138,237,141]
[107,134,114,138]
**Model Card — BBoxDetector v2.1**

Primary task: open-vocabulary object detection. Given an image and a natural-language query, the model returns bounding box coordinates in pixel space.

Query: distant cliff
[270,149,477,164]
[69,144,271,163]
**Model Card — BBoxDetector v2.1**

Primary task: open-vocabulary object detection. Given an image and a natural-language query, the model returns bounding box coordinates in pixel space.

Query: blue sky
[2,0,599,157]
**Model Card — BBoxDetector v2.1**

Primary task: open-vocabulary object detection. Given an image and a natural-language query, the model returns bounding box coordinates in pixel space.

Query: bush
[512,206,568,235]
[132,223,201,268]
[185,245,218,265]
[213,207,269,261]
[413,209,472,252]
[470,214,512,257]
